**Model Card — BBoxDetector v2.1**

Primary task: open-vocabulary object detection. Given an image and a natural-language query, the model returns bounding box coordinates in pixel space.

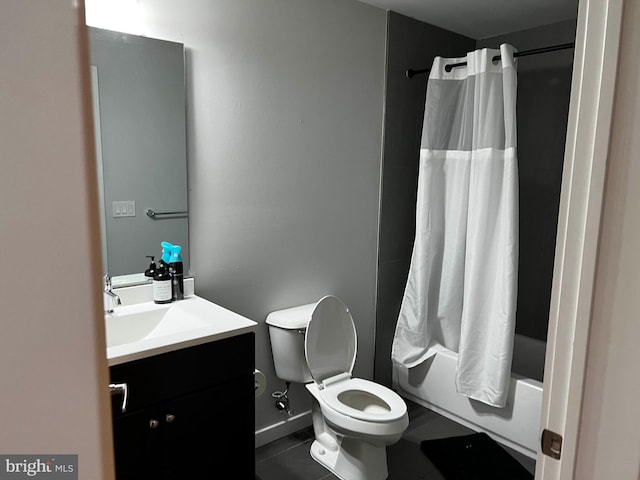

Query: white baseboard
[255,410,312,448]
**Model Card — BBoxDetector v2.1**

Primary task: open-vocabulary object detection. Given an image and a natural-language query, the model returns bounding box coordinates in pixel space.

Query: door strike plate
[541,429,563,459]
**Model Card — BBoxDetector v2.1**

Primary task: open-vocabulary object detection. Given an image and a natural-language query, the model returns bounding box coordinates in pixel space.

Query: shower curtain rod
[405,42,575,78]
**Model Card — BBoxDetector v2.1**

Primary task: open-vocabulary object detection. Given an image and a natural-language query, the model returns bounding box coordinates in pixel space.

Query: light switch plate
[112,200,136,217]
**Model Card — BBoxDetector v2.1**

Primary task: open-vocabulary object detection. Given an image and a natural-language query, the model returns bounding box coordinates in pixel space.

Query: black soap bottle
[169,245,184,301]
[153,262,172,304]
[144,255,156,279]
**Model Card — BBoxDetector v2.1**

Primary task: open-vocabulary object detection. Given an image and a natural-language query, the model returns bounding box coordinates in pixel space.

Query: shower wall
[375,16,576,385]
[478,20,576,341]
[374,12,474,386]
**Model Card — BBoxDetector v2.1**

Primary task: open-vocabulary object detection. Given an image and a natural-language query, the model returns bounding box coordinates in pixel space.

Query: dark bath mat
[420,432,533,480]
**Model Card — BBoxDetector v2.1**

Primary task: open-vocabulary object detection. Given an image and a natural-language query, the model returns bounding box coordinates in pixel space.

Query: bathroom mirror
[89,27,189,278]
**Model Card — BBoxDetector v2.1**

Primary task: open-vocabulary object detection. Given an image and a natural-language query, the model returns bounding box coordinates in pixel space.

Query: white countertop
[106,280,257,366]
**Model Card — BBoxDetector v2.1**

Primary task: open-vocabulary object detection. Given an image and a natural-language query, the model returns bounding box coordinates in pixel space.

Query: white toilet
[266,295,409,480]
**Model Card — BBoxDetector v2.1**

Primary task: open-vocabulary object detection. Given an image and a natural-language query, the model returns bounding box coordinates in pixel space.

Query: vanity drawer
[109,332,254,416]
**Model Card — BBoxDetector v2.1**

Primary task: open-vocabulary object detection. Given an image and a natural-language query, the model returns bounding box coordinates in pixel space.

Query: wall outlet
[112,200,136,217]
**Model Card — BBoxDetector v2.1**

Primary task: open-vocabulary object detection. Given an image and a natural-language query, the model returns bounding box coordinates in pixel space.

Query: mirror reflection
[89,27,189,278]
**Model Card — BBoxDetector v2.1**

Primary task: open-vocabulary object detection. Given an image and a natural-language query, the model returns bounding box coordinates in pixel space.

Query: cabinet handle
[149,419,160,429]
[165,414,176,423]
[109,383,128,413]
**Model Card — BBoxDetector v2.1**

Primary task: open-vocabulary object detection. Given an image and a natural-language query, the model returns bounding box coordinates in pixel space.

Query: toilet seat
[315,377,407,423]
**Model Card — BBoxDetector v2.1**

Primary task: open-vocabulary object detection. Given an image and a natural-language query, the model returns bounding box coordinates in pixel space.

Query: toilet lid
[305,296,357,384]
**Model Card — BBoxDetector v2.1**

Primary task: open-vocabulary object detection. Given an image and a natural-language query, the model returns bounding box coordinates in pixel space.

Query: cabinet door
[110,333,256,478]
[157,376,255,479]
[112,408,160,479]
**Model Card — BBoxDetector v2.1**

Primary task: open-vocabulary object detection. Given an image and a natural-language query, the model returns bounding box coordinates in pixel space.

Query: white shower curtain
[392,45,518,408]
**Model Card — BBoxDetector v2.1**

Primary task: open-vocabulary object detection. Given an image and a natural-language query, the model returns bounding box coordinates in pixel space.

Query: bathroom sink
[105,303,210,348]
[104,292,257,366]
[106,306,168,348]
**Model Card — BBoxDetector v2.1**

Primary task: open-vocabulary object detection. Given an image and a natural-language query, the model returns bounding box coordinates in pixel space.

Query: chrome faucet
[103,274,121,313]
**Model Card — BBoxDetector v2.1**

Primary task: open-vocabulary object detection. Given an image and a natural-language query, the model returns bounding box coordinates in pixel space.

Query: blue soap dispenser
[160,241,173,269]
[169,244,184,301]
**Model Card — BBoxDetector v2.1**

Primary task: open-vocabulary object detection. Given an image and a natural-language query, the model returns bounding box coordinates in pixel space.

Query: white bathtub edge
[398,388,538,459]
[393,346,543,459]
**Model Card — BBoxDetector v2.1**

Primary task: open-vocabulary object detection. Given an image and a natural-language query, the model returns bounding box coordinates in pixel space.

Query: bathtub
[393,334,545,458]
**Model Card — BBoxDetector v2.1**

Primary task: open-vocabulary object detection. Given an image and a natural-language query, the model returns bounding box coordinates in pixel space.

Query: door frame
[536,0,624,478]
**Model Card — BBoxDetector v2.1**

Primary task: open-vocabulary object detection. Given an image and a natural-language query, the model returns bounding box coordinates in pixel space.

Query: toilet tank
[266,303,316,383]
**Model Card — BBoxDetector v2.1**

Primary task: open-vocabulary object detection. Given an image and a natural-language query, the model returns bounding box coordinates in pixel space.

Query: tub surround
[375,11,475,387]
[376,17,575,388]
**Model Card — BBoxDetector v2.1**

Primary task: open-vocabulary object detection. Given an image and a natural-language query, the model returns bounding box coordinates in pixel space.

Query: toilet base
[309,435,389,480]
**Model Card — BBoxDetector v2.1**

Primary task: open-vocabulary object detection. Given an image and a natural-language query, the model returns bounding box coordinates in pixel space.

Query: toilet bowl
[266,295,409,480]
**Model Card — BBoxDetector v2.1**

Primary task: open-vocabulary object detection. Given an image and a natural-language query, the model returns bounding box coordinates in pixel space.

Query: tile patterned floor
[256,400,536,480]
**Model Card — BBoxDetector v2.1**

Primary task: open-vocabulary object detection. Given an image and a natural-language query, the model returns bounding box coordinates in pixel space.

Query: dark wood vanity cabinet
[109,333,255,479]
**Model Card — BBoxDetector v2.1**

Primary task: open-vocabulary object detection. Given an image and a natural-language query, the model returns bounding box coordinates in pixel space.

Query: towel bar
[145,208,188,219]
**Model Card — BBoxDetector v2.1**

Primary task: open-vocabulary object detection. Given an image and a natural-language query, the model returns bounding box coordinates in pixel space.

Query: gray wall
[375,11,474,386]
[89,28,189,276]
[189,0,386,435]
[478,20,576,341]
